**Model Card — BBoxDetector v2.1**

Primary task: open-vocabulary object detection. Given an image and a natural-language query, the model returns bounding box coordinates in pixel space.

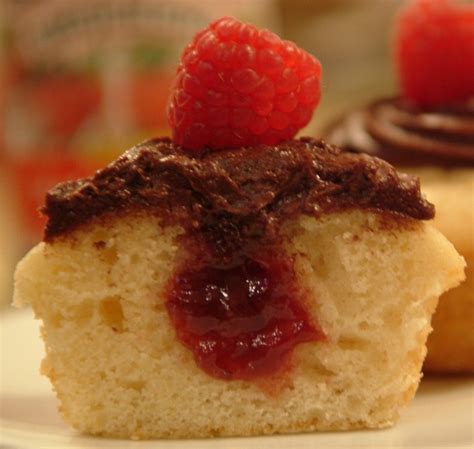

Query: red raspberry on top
[167,17,322,150]
[395,0,474,107]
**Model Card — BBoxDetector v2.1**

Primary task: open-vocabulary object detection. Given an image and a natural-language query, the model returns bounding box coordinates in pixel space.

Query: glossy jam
[165,254,323,380]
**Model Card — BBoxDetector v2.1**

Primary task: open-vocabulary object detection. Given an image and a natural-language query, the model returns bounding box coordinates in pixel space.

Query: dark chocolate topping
[43,137,434,241]
[324,97,474,167]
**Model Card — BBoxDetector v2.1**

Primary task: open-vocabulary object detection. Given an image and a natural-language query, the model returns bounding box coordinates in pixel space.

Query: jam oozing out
[165,254,323,380]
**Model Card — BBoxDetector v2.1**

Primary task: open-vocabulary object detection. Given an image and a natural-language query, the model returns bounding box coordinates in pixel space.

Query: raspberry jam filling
[165,251,323,380]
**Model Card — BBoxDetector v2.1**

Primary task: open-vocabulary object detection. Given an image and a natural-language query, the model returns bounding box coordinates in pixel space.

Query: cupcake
[14,17,465,439]
[324,0,473,373]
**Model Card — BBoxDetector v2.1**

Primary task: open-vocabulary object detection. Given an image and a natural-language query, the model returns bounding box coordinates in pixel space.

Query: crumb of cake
[14,210,465,437]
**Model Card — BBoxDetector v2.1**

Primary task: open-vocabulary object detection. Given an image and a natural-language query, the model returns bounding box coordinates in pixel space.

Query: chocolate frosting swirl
[43,137,434,242]
[324,97,474,166]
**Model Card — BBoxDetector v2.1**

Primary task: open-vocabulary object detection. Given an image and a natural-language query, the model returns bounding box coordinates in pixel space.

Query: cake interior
[14,209,464,438]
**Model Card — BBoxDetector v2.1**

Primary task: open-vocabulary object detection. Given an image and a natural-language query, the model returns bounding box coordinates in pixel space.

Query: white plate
[1,309,473,449]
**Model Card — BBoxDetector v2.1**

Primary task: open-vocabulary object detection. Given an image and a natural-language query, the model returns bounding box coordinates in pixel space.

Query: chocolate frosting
[324,97,474,167]
[43,137,434,242]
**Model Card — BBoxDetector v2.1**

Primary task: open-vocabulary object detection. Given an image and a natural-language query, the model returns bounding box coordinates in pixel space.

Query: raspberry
[167,17,322,150]
[395,0,474,107]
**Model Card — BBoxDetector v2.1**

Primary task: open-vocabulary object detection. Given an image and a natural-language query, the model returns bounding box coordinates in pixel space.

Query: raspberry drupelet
[167,16,322,150]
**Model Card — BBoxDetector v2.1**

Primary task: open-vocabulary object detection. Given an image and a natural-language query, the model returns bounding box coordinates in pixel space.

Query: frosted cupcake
[325,0,473,373]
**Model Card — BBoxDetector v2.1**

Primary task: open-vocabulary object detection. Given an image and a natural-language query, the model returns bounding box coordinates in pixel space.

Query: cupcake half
[14,137,465,438]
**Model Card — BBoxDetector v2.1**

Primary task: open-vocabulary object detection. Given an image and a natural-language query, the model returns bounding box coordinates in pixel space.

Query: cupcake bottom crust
[14,210,464,439]
[413,168,474,373]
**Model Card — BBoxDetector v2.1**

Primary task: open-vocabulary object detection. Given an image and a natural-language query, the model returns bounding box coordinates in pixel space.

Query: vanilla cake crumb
[14,210,465,439]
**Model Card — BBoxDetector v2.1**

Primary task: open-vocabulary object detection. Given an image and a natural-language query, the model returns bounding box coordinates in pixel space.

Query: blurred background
[0,0,401,304]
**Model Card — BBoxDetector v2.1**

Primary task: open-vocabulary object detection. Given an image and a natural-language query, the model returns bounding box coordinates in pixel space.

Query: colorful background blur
[1,0,401,304]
